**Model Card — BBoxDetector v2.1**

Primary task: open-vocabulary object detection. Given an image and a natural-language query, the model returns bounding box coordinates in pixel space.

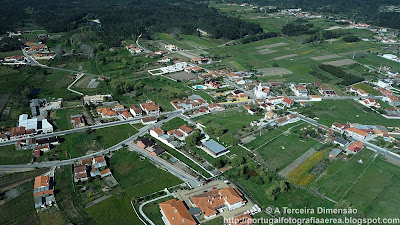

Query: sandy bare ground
[273,54,298,60]
[87,79,100,88]
[278,148,316,178]
[166,71,198,81]
[258,67,293,76]
[0,94,10,113]
[257,49,277,55]
[74,75,93,88]
[324,59,357,66]
[176,51,200,59]
[311,54,341,61]
[255,42,288,50]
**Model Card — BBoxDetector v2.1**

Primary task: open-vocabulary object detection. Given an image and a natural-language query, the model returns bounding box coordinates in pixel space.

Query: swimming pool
[195,85,206,89]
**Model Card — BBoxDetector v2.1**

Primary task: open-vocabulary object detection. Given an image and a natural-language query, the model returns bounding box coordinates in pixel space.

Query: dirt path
[0,94,10,113]
[278,148,316,178]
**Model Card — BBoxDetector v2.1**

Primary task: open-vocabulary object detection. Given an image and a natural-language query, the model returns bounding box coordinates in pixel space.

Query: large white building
[18,114,53,133]
[254,83,270,99]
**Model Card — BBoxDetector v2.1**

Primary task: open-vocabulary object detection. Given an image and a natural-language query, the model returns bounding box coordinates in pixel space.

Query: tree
[232,156,245,167]
[279,180,289,193]
[80,44,95,59]
[54,45,63,58]
[265,184,281,200]
[220,133,238,146]
[185,130,201,146]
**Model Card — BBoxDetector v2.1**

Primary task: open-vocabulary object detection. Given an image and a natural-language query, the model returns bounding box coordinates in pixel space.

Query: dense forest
[226,0,400,29]
[0,0,263,46]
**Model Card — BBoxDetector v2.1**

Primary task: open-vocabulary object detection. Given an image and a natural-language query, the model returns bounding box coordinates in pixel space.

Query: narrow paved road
[138,192,174,225]
[289,111,400,163]
[0,114,202,187]
[0,111,181,147]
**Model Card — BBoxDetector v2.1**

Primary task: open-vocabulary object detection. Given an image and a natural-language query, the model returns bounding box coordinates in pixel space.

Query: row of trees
[0,0,263,47]
[229,0,400,29]
[318,64,364,86]
[239,32,279,44]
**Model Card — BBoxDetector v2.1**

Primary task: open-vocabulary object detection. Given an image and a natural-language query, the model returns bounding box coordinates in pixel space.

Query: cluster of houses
[25,42,55,60]
[1,55,27,64]
[73,155,112,182]
[15,137,59,157]
[126,44,144,54]
[149,124,195,149]
[159,184,250,225]
[328,122,395,158]
[171,95,207,111]
[134,136,167,156]
[186,103,225,118]
[93,101,160,123]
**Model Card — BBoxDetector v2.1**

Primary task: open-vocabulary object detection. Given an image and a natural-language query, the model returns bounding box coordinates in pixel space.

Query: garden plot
[255,42,288,49]
[165,71,198,81]
[273,54,298,60]
[324,59,357,66]
[258,67,293,76]
[311,54,341,61]
[257,49,277,55]
[87,79,99,88]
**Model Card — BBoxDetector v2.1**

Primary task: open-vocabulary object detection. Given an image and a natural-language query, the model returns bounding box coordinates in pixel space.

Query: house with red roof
[159,199,197,225]
[282,97,295,107]
[189,186,246,219]
[130,105,143,117]
[359,98,380,108]
[33,175,55,210]
[348,141,364,153]
[345,127,369,140]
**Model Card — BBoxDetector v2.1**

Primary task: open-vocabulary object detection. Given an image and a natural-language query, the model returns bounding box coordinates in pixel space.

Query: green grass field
[55,166,98,225]
[0,145,33,165]
[194,109,262,135]
[318,149,376,201]
[86,193,141,225]
[245,122,303,150]
[38,208,68,225]
[343,156,400,217]
[110,148,182,198]
[297,100,400,127]
[0,189,41,225]
[352,82,380,96]
[256,126,320,171]
[95,124,138,148]
[161,117,188,131]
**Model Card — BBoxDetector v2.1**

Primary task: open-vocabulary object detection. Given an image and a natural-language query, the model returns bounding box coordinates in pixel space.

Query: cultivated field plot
[317,149,376,201]
[86,193,141,225]
[296,100,399,127]
[165,71,198,81]
[255,42,288,49]
[273,54,298,60]
[250,124,320,171]
[258,67,293,76]
[343,157,400,217]
[257,49,277,55]
[0,94,10,112]
[311,54,341,61]
[324,59,357,66]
